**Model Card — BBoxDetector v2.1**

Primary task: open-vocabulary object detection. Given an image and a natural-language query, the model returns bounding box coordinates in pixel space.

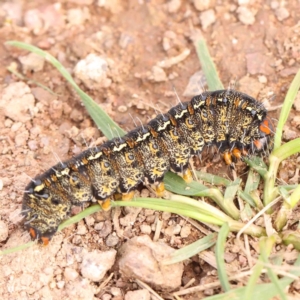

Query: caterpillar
[22,89,274,245]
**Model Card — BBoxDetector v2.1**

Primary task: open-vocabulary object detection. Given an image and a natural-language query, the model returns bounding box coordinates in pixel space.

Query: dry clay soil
[1,0,300,299]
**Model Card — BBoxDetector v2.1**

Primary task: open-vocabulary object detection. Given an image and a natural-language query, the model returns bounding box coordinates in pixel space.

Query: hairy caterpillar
[22,89,273,244]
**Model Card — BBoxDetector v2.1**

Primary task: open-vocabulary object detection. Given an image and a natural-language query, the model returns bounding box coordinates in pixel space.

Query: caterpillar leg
[122,190,135,201]
[183,168,193,183]
[223,150,232,165]
[155,182,165,198]
[98,198,111,211]
[232,148,242,159]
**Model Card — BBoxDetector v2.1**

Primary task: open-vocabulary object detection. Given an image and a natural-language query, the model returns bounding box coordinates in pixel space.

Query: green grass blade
[58,205,102,231]
[164,172,240,219]
[274,69,300,150]
[271,138,300,163]
[203,254,300,300]
[242,236,275,300]
[261,245,287,300]
[192,31,224,90]
[162,233,217,265]
[195,171,231,187]
[215,223,231,292]
[0,241,35,256]
[243,156,268,178]
[6,41,126,139]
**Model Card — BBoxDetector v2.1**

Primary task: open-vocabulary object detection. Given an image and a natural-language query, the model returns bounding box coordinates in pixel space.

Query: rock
[118,235,183,290]
[0,82,35,123]
[193,0,213,11]
[258,75,267,84]
[15,130,29,147]
[76,221,88,235]
[19,53,45,73]
[111,287,122,296]
[167,0,181,14]
[237,6,255,25]
[149,66,167,82]
[120,207,142,227]
[0,220,8,242]
[283,127,298,141]
[49,100,63,120]
[199,9,216,30]
[97,0,123,14]
[117,105,127,113]
[64,267,79,282]
[23,9,44,35]
[140,224,151,235]
[31,87,56,105]
[96,220,112,238]
[274,7,290,21]
[162,212,171,220]
[246,52,273,75]
[183,70,206,97]
[74,54,112,89]
[180,224,191,238]
[106,233,119,247]
[81,249,117,281]
[65,277,95,298]
[66,7,90,26]
[165,224,181,236]
[125,289,150,300]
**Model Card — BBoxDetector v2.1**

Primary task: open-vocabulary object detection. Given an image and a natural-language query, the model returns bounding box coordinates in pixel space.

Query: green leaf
[215,223,231,292]
[162,233,217,265]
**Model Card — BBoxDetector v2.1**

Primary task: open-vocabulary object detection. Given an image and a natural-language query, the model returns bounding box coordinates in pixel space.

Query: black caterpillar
[22,89,273,244]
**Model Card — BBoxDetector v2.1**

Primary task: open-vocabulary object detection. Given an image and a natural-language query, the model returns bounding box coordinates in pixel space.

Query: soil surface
[1,0,300,299]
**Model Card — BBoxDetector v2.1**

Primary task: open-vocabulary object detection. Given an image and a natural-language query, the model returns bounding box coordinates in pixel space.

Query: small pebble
[167,0,181,14]
[19,53,45,73]
[162,212,171,220]
[180,225,191,238]
[237,6,255,25]
[106,233,119,247]
[76,222,88,235]
[118,105,127,113]
[64,268,79,282]
[199,9,216,30]
[111,287,122,296]
[258,75,267,84]
[81,249,117,281]
[193,0,212,11]
[274,7,290,21]
[140,224,151,234]
[149,66,167,82]
[56,281,65,289]
[125,289,150,300]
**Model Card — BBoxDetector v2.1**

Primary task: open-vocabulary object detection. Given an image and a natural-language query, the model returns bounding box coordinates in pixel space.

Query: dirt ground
[0,0,300,299]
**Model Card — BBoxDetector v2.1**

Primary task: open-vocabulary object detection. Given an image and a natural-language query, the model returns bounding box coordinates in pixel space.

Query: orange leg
[183,168,193,183]
[223,151,232,165]
[41,236,50,246]
[122,190,135,201]
[98,198,111,211]
[155,182,165,198]
[232,148,242,159]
